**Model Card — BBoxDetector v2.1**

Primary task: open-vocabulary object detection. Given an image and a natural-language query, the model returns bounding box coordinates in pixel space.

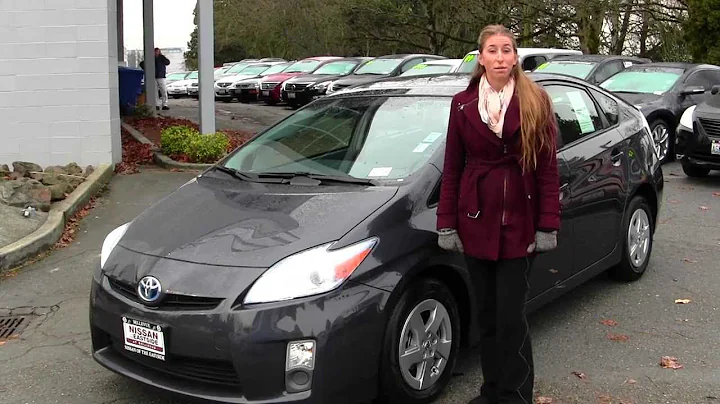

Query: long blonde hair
[470,24,555,171]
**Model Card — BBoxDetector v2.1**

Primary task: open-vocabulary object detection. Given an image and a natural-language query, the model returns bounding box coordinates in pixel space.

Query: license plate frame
[712,139,720,155]
[262,90,270,96]
[122,316,167,361]
[287,92,296,99]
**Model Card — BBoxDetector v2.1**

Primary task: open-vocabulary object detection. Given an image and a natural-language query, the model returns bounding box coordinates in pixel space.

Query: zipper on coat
[502,170,508,226]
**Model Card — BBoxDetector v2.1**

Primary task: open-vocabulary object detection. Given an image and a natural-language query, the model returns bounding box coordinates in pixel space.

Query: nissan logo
[137,276,162,303]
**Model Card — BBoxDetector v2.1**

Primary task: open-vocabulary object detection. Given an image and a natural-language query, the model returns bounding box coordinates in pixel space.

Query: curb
[0,164,114,272]
[121,121,212,170]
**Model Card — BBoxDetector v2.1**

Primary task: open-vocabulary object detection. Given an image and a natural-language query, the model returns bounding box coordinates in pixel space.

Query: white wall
[0,0,121,168]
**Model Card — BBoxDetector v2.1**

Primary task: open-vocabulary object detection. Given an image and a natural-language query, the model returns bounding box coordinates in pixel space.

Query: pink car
[258,56,342,105]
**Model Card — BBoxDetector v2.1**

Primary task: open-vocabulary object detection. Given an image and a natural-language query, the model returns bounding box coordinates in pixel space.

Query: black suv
[533,54,651,85]
[675,85,720,177]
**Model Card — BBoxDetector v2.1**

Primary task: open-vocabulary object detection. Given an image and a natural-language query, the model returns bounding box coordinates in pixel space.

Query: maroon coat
[436,82,561,261]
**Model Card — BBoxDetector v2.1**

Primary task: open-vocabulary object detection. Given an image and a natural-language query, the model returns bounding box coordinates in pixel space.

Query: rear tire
[610,196,654,281]
[682,163,710,177]
[379,278,460,404]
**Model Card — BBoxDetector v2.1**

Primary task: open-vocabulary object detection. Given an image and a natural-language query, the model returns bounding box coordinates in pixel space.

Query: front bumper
[89,266,388,403]
[215,86,234,98]
[676,125,720,170]
[258,86,281,103]
[281,88,325,105]
[229,88,260,101]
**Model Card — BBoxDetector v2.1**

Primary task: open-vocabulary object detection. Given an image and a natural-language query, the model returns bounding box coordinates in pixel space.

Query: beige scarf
[478,74,515,137]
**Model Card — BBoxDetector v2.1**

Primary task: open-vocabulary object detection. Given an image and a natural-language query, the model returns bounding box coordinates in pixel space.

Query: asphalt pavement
[0,159,719,404]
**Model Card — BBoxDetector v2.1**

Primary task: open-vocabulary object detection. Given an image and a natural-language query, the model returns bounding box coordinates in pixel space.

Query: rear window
[223,96,451,181]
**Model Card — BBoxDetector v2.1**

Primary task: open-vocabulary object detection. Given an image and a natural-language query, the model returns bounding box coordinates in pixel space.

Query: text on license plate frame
[712,140,720,155]
[123,316,166,361]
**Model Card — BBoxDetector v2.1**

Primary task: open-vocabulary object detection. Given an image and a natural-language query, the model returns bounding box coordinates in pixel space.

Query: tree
[684,0,720,64]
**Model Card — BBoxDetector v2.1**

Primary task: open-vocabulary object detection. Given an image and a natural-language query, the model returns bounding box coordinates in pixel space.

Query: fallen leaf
[0,341,6,346]
[536,397,553,404]
[600,319,618,327]
[660,356,684,369]
[572,371,586,379]
[675,299,691,304]
[549,268,559,274]
[598,394,613,404]
[683,258,698,263]
[700,206,710,211]
[712,192,720,197]
[622,377,637,385]
[608,333,630,342]
[668,199,679,204]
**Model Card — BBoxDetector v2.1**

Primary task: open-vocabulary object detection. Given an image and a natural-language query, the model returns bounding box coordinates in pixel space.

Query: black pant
[467,256,534,404]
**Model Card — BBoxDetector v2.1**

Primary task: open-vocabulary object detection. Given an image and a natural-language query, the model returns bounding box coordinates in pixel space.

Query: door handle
[559,183,568,201]
[611,150,624,167]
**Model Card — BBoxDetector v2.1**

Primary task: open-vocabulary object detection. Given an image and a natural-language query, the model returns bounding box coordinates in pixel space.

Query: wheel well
[646,110,677,131]
[633,183,658,228]
[416,265,472,348]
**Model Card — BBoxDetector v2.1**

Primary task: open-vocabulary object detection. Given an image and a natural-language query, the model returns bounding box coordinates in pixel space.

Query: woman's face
[479,34,518,83]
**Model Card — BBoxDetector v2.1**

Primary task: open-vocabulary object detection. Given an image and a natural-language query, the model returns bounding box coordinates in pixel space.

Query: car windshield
[226,63,253,74]
[600,68,684,94]
[457,53,477,73]
[354,59,402,75]
[313,61,358,75]
[167,72,187,80]
[222,95,451,181]
[237,65,271,75]
[261,63,290,76]
[285,60,323,73]
[533,61,596,78]
[401,63,455,76]
[187,71,199,79]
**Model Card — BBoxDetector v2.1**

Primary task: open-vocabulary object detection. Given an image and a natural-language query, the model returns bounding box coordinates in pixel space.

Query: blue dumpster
[118,66,144,114]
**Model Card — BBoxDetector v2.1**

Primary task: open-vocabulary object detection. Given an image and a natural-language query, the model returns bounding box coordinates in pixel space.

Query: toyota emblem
[137,276,162,303]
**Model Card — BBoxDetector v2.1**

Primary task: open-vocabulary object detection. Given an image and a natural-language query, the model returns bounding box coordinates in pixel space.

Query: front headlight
[100,222,130,269]
[243,237,378,305]
[312,82,329,91]
[679,105,696,130]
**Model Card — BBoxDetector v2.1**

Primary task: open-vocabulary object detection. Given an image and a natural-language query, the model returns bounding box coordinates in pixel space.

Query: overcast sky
[123,0,197,50]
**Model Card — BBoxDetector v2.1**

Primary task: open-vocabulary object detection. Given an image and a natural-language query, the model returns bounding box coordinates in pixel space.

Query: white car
[214,62,287,102]
[166,71,198,98]
[456,47,583,74]
[399,59,463,76]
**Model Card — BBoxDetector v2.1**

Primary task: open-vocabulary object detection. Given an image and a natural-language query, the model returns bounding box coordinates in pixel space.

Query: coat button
[527,194,531,199]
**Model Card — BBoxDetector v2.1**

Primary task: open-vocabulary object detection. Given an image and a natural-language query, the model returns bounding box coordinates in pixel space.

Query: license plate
[123,316,166,361]
[218,89,226,94]
[262,90,269,96]
[287,92,296,99]
[712,140,720,155]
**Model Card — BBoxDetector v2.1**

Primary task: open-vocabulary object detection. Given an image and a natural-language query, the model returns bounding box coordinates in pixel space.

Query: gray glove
[527,230,557,253]
[438,228,464,253]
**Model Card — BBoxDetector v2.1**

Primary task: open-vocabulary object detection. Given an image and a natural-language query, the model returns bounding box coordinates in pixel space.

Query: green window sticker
[413,64,427,69]
[536,62,549,70]
[566,91,595,134]
[463,54,476,63]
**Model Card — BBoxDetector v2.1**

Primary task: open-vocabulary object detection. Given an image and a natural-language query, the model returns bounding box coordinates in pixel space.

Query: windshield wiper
[212,166,285,183]
[256,171,378,186]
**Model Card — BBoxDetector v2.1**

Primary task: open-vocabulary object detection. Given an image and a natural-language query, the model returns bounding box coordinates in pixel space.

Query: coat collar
[456,79,521,144]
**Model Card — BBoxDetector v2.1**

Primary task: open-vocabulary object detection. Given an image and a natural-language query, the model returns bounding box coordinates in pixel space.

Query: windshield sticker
[623,61,633,68]
[463,54,475,62]
[423,132,443,143]
[368,167,392,177]
[413,143,430,153]
[536,62,549,70]
[566,91,595,134]
[413,64,427,69]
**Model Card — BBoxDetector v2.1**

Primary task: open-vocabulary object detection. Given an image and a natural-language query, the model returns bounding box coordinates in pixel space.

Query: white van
[456,48,583,74]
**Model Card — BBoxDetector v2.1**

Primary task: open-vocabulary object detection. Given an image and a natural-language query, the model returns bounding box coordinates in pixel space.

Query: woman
[436,25,561,404]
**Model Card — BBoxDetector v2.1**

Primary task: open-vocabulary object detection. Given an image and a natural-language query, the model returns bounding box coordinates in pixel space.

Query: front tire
[379,278,460,403]
[682,163,710,177]
[610,196,654,281]
[650,118,673,163]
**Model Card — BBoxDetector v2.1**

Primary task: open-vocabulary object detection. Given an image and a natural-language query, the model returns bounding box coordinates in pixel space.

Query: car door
[682,69,720,108]
[543,82,629,274]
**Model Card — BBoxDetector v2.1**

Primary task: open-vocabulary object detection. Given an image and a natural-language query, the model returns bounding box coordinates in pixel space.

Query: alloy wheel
[627,208,651,268]
[652,123,670,161]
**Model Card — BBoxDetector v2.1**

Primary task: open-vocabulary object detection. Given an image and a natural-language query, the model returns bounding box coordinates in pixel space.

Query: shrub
[186,132,230,163]
[161,125,198,156]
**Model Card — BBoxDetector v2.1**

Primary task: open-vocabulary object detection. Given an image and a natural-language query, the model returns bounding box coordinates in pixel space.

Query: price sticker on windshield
[463,54,475,63]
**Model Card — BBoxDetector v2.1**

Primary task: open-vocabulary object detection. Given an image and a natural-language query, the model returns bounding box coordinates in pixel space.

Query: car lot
[1,108,719,403]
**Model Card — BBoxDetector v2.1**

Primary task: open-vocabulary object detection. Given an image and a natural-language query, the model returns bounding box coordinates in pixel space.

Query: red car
[258,56,342,105]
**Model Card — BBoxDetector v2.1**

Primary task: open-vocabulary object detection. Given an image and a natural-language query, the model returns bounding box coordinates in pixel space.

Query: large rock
[44,166,68,176]
[83,165,95,178]
[12,161,43,178]
[0,178,52,211]
[64,162,83,176]
[0,164,9,177]
[48,183,69,201]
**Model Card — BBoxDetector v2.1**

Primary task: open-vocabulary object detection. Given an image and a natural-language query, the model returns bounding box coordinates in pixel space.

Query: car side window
[522,56,547,72]
[545,85,604,146]
[685,70,720,90]
[589,88,619,126]
[594,61,624,84]
[401,58,423,73]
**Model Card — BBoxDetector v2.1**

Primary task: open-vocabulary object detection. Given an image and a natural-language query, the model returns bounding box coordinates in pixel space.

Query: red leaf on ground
[116,127,154,175]
[598,394,613,404]
[607,333,629,342]
[683,258,698,263]
[668,199,679,204]
[600,319,618,327]
[571,371,587,379]
[53,197,97,249]
[535,397,553,404]
[700,206,710,211]
[713,192,720,197]
[660,356,684,369]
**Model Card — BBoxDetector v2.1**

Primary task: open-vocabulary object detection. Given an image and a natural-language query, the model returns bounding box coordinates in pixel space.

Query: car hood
[216,74,258,84]
[333,74,390,86]
[168,79,194,87]
[117,174,397,268]
[261,72,304,82]
[611,92,663,108]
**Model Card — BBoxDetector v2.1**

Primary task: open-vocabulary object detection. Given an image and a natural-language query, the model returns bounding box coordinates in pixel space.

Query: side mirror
[680,85,705,96]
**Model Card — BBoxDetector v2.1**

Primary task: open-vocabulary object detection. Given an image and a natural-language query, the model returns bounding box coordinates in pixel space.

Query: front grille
[261,82,279,90]
[107,277,224,311]
[698,118,720,138]
[285,83,309,91]
[191,83,198,87]
[236,83,256,89]
[112,339,240,386]
[217,82,231,88]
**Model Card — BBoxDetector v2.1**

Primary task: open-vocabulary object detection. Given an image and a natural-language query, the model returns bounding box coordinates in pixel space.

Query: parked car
[165,71,192,84]
[457,47,583,74]
[230,62,294,102]
[599,62,720,163]
[91,72,663,404]
[325,54,446,94]
[399,59,463,76]
[214,62,288,102]
[675,84,720,176]
[166,71,198,98]
[258,56,343,105]
[281,57,374,107]
[532,54,651,85]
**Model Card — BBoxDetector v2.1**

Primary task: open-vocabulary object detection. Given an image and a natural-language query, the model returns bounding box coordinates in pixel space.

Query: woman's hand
[527,230,557,253]
[438,228,464,253]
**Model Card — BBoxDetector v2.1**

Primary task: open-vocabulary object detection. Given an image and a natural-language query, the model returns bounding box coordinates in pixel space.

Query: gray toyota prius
[90,73,664,403]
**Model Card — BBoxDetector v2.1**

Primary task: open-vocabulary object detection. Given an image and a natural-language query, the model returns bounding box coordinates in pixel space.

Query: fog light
[285,340,315,393]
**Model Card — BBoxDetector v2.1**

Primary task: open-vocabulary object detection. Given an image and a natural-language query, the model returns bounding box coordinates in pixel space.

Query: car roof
[623,61,705,70]
[326,72,592,97]
[304,56,343,61]
[549,54,651,63]
[376,53,446,59]
[464,48,581,56]
[422,59,462,66]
